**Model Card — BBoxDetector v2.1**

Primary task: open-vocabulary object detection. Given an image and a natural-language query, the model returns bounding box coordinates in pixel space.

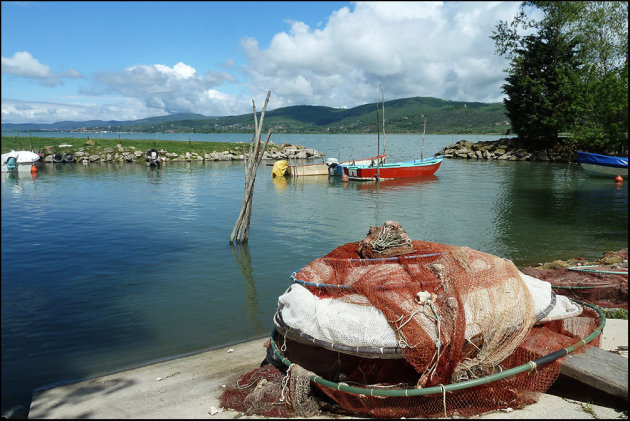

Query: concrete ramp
[29,320,627,419]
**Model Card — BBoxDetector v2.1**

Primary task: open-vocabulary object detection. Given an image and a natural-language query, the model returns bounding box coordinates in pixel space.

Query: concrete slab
[600,319,629,357]
[29,338,268,419]
[29,320,628,419]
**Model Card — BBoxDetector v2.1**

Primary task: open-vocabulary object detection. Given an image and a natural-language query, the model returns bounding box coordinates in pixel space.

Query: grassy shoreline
[0,135,277,157]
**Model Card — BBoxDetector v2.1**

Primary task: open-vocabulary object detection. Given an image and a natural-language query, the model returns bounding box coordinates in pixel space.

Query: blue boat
[576,151,628,178]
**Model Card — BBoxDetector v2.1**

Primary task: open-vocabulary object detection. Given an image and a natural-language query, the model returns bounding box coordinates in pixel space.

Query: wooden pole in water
[230,90,273,244]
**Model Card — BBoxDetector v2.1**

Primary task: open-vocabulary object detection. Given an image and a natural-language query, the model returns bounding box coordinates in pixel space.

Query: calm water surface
[1,133,627,412]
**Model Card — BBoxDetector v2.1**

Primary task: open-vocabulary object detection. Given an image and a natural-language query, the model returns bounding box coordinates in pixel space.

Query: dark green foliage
[573,61,628,154]
[502,25,582,146]
[492,1,628,154]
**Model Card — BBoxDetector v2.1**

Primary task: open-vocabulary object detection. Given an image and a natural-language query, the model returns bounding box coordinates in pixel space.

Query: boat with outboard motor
[285,154,386,177]
[1,150,42,172]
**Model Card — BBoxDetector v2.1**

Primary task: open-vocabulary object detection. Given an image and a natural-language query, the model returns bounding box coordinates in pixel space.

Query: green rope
[567,265,628,275]
[270,300,605,397]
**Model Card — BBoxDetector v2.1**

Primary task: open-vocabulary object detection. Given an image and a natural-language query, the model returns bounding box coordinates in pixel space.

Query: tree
[501,25,581,145]
[570,2,628,153]
[492,1,628,153]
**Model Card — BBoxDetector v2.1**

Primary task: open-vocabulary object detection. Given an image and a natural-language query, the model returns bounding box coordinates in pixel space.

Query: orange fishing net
[522,249,627,310]
[221,222,603,418]
[521,268,628,310]
[298,239,537,386]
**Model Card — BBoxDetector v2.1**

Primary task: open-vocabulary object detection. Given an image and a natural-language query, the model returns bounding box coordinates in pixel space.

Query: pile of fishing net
[221,221,604,418]
[521,249,628,310]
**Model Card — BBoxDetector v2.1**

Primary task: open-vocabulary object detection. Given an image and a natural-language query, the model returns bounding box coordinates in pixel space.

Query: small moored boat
[342,109,442,181]
[344,155,443,180]
[577,151,628,177]
[1,150,42,172]
[286,154,386,177]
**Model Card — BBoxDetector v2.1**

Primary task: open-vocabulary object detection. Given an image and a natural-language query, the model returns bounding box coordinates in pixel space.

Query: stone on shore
[437,138,575,163]
[37,143,324,165]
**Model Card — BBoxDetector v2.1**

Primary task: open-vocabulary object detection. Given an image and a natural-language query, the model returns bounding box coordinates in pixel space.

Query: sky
[1,1,527,124]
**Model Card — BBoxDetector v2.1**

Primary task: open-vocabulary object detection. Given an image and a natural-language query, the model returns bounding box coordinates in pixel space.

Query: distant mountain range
[2,97,510,135]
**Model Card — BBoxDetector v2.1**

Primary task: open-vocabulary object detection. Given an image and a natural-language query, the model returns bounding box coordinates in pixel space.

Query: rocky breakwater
[437,137,573,162]
[41,141,324,164]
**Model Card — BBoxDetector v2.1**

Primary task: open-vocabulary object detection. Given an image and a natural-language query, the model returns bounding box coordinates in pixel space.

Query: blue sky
[2,1,525,124]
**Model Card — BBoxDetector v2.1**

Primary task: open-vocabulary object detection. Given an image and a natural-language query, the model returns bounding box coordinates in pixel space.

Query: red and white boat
[343,155,443,180]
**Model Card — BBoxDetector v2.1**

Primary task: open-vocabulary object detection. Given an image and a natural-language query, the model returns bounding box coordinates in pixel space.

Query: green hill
[2,97,510,134]
[131,97,509,134]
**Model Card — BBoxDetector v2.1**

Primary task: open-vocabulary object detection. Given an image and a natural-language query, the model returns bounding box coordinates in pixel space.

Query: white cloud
[2,60,249,123]
[1,94,253,124]
[88,62,247,116]
[1,98,164,124]
[2,51,50,78]
[153,62,197,79]
[2,1,523,124]
[1,51,82,87]
[241,1,520,108]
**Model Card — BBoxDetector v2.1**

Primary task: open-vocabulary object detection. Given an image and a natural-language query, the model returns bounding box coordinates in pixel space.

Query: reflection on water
[350,175,440,192]
[147,166,161,180]
[230,244,262,330]
[1,170,39,195]
[1,172,20,192]
[272,175,287,190]
[493,161,628,265]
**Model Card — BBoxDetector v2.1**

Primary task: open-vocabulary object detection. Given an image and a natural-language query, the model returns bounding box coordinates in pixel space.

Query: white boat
[286,154,386,177]
[1,150,42,173]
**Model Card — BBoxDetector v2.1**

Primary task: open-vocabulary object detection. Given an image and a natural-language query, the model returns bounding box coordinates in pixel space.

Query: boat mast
[379,83,386,160]
[421,115,426,161]
[375,102,380,181]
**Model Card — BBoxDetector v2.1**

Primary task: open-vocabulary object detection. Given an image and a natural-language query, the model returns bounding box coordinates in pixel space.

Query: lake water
[1,133,628,414]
